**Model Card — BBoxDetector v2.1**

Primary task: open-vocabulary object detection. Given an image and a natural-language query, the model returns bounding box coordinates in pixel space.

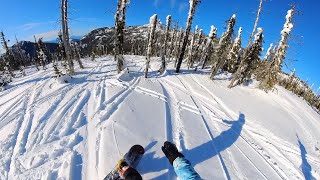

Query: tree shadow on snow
[10,76,50,87]
[297,134,314,180]
[151,68,235,82]
[71,152,83,180]
[163,69,209,77]
[139,113,245,180]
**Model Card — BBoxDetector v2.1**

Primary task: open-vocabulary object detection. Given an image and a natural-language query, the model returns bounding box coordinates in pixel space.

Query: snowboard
[103,145,145,180]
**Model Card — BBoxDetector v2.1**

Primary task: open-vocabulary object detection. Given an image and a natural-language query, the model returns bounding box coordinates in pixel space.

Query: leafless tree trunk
[176,0,200,73]
[145,14,157,78]
[114,0,129,73]
[247,0,263,47]
[174,27,183,67]
[159,15,172,74]
[61,0,74,74]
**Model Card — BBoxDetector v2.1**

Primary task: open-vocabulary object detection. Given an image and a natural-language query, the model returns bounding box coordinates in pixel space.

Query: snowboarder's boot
[117,159,129,177]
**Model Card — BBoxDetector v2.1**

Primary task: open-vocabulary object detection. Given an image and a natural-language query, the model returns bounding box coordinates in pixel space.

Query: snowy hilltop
[0,56,319,179]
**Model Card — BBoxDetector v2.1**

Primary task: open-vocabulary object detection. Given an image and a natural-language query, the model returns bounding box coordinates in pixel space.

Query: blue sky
[1,0,319,91]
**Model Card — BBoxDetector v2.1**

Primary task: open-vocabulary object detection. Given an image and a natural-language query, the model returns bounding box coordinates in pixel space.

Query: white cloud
[33,31,59,41]
[73,17,101,23]
[154,0,160,7]
[170,0,176,8]
[154,0,176,8]
[20,23,43,31]
[18,21,55,31]
[178,2,188,13]
[0,48,5,55]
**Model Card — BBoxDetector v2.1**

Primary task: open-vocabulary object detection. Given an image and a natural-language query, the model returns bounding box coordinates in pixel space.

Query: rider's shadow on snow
[297,134,314,180]
[139,113,245,179]
[186,113,245,167]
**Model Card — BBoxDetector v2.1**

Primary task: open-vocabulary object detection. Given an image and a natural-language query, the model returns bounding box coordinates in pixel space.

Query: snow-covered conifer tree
[174,27,183,67]
[210,14,236,79]
[0,56,12,88]
[285,68,296,89]
[0,62,12,88]
[36,38,47,70]
[71,42,84,69]
[15,36,26,76]
[56,32,67,71]
[153,22,163,57]
[192,29,203,68]
[201,25,217,69]
[53,55,62,77]
[114,0,130,73]
[187,25,198,69]
[159,15,172,74]
[91,51,96,61]
[145,14,157,78]
[1,31,14,78]
[168,24,178,61]
[263,43,273,61]
[274,8,294,69]
[176,0,200,73]
[258,7,295,90]
[228,28,263,88]
[38,49,47,70]
[227,27,242,73]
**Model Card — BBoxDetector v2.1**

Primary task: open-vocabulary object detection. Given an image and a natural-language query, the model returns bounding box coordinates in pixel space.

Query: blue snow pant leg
[173,157,201,180]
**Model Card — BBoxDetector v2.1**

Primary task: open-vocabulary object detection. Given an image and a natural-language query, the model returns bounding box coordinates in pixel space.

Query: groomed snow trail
[0,56,319,179]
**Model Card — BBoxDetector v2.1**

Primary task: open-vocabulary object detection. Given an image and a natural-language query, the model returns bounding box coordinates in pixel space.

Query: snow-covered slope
[0,56,319,180]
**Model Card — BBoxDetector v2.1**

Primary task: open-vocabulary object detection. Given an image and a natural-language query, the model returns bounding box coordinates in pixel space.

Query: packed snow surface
[0,56,319,180]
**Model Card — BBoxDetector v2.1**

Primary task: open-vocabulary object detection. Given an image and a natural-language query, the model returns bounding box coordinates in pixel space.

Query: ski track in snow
[94,76,142,175]
[3,77,52,179]
[0,58,117,179]
[158,80,182,179]
[0,56,319,179]
[87,59,145,179]
[173,75,236,180]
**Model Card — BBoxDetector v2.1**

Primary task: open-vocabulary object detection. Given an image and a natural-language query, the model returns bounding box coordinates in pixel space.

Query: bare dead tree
[114,0,129,73]
[176,0,200,73]
[61,0,74,74]
[247,0,263,47]
[145,14,158,78]
[159,15,172,74]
